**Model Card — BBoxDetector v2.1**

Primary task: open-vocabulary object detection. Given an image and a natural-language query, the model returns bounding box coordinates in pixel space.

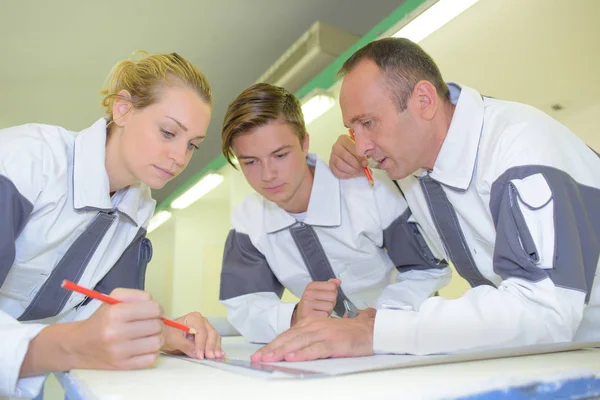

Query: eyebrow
[166,116,206,140]
[237,145,293,160]
[166,116,188,131]
[346,114,372,127]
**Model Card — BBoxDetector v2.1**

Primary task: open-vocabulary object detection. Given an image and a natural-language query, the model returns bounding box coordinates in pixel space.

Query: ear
[411,81,438,121]
[302,133,310,156]
[112,90,133,127]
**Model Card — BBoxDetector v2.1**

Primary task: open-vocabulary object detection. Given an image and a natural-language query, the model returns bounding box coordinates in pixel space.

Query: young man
[219,83,450,344]
[252,38,600,363]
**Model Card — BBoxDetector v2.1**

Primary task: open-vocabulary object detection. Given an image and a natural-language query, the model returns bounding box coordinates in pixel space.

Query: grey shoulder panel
[384,208,448,273]
[490,165,600,302]
[0,174,34,287]
[219,230,284,301]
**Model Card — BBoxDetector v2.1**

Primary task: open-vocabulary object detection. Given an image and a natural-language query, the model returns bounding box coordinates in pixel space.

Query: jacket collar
[73,118,154,226]
[264,153,341,233]
[421,82,485,191]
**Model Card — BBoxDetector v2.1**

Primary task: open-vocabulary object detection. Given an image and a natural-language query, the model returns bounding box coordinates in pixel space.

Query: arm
[373,174,452,311]
[375,166,598,355]
[219,229,293,343]
[0,126,51,397]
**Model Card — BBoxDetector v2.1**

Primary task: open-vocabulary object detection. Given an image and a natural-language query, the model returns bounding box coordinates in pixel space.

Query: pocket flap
[510,173,552,210]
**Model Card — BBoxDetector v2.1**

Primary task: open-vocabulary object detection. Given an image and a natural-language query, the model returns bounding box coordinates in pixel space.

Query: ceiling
[2,0,599,207]
[0,0,403,203]
[194,0,600,205]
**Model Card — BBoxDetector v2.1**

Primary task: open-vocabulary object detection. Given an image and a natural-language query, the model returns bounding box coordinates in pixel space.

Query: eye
[275,152,288,159]
[188,142,200,151]
[161,129,175,139]
[242,160,255,166]
[362,120,372,128]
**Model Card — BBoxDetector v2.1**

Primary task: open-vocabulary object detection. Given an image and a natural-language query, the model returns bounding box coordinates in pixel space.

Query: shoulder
[479,98,584,178]
[231,192,265,235]
[0,123,74,202]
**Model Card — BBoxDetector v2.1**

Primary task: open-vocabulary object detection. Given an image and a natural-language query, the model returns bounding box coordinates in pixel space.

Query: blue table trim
[55,372,87,400]
[458,372,600,399]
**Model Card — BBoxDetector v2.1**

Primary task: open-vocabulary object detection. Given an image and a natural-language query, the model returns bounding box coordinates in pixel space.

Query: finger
[262,330,322,363]
[216,335,224,358]
[121,352,160,370]
[302,300,335,314]
[303,289,338,303]
[108,300,163,323]
[328,278,342,287]
[109,288,152,302]
[284,341,330,362]
[330,153,362,178]
[358,307,377,319]
[306,281,340,292]
[117,319,163,340]
[252,323,321,363]
[202,325,220,359]
[251,329,304,362]
[117,334,163,359]
[164,330,196,358]
[338,136,368,166]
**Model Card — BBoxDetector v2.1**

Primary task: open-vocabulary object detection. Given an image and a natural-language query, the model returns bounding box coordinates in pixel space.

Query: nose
[170,143,188,167]
[353,129,375,158]
[261,159,277,181]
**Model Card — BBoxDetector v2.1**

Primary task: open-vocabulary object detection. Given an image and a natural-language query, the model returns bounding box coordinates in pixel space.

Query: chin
[386,168,409,181]
[143,178,169,190]
[260,191,286,206]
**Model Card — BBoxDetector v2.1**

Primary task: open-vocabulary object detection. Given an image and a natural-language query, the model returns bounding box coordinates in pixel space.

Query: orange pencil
[348,129,374,186]
[61,280,197,335]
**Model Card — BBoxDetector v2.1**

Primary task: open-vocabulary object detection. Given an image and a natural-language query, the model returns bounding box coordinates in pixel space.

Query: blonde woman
[0,52,221,398]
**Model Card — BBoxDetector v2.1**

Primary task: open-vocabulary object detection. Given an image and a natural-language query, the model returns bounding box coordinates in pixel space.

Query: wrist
[20,321,83,377]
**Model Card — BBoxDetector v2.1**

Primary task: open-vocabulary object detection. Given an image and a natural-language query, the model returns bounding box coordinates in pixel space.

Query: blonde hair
[222,83,306,168]
[100,51,212,124]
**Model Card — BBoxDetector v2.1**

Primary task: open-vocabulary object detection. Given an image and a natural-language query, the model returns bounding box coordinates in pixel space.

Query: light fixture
[301,91,336,125]
[147,210,172,233]
[170,173,224,209]
[392,0,480,43]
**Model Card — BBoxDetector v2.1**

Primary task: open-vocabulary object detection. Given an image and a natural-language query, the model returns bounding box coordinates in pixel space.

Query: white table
[58,338,600,400]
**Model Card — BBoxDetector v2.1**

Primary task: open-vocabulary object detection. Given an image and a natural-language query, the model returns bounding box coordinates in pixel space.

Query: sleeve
[0,313,48,397]
[372,173,452,311]
[373,137,600,355]
[219,228,294,344]
[0,125,54,397]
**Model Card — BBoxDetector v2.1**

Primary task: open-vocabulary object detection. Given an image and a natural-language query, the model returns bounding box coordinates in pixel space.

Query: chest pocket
[80,227,153,307]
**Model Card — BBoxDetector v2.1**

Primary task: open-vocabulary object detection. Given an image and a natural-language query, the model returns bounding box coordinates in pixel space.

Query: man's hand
[291,279,340,326]
[161,312,224,360]
[329,135,368,179]
[253,311,375,363]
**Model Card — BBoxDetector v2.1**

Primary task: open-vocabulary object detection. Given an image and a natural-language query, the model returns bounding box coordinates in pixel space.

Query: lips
[264,184,284,192]
[154,165,175,178]
[375,157,388,168]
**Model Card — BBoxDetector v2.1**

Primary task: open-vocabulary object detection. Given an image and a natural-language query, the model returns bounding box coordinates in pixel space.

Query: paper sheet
[169,338,600,379]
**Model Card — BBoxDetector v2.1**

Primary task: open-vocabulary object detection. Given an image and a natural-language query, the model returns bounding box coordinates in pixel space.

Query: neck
[105,124,134,193]
[279,165,315,214]
[423,100,456,171]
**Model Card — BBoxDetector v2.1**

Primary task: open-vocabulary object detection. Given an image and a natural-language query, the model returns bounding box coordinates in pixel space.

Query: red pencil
[348,129,374,186]
[61,280,197,335]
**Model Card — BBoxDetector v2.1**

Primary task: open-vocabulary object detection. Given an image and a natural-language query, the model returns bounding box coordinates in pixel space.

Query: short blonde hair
[222,83,306,168]
[100,51,212,123]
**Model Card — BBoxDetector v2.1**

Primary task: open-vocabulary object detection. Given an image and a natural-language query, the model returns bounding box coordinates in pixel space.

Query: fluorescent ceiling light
[170,173,224,209]
[147,210,172,233]
[302,92,335,125]
[392,0,480,43]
